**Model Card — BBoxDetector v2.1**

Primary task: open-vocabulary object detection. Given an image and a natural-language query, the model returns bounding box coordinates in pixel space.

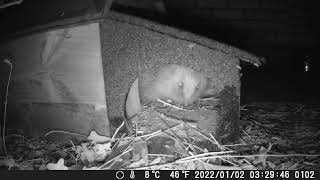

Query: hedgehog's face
[164,65,207,106]
[180,74,201,106]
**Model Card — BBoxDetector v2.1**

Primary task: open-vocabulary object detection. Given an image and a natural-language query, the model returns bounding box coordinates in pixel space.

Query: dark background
[111,0,320,104]
[1,0,319,104]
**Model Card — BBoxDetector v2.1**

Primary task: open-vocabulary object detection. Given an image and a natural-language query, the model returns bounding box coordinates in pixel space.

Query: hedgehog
[125,64,211,120]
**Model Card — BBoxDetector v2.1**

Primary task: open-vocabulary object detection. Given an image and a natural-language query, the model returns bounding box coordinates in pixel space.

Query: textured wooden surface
[1,23,109,138]
[2,23,106,105]
[100,12,241,121]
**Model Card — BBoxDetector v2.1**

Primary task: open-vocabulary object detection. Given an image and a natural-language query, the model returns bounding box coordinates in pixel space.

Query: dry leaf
[88,131,111,143]
[80,149,95,164]
[47,158,68,170]
[93,143,112,161]
[128,159,148,168]
[150,157,162,165]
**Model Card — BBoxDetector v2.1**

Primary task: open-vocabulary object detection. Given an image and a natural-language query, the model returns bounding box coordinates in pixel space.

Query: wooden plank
[2,23,106,105]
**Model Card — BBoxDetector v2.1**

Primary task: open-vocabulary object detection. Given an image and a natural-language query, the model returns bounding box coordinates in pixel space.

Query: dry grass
[0,102,319,170]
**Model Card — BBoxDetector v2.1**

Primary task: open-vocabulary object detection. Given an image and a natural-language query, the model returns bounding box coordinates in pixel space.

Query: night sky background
[1,0,319,104]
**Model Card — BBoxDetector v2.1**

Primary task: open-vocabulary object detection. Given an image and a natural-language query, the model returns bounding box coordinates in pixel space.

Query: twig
[294,104,305,114]
[148,154,175,158]
[242,129,251,138]
[222,143,247,147]
[209,133,226,151]
[156,99,194,111]
[111,121,125,142]
[153,109,188,152]
[110,133,126,152]
[44,130,87,137]
[2,59,13,157]
[0,0,23,9]
[141,130,162,141]
[177,151,233,162]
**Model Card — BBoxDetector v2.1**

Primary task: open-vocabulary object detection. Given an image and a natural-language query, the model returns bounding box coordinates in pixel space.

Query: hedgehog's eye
[178,82,184,88]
